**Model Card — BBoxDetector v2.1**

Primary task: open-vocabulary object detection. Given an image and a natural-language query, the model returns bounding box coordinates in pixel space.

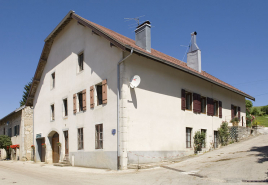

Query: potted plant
[57,142,61,147]
[42,143,46,148]
[193,131,206,154]
[31,145,35,149]
[231,117,239,126]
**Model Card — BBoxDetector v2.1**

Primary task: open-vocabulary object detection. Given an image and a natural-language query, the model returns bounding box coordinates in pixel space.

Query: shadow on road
[249,146,268,163]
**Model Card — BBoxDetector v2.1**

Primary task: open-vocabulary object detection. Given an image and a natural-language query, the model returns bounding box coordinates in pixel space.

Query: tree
[0,135,12,159]
[20,79,32,106]
[261,105,268,115]
[245,100,253,109]
[251,107,259,116]
[218,121,230,146]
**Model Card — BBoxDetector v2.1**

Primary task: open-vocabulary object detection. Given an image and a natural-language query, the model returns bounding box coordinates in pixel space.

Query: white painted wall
[33,20,122,170]
[121,53,246,164]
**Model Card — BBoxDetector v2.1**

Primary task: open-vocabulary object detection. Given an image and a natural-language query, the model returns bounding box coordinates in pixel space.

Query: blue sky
[0,0,267,118]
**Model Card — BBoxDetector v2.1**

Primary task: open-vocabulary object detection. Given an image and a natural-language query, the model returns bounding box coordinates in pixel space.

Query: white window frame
[77,51,84,73]
[62,98,68,118]
[95,82,103,107]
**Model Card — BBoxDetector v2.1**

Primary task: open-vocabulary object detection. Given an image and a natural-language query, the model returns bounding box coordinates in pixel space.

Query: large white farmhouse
[26,11,255,170]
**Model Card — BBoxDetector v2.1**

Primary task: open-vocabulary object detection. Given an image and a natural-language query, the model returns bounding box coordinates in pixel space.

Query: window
[63,98,68,117]
[95,124,103,149]
[8,128,12,137]
[77,92,83,112]
[51,72,55,89]
[201,97,206,114]
[96,84,103,106]
[214,131,218,148]
[186,127,192,148]
[78,52,84,72]
[201,129,206,148]
[14,125,20,136]
[186,92,192,110]
[233,105,237,117]
[51,104,55,121]
[213,100,218,116]
[3,127,5,135]
[77,128,83,150]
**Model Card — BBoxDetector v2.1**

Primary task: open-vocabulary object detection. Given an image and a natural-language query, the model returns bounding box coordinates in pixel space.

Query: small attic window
[78,52,84,72]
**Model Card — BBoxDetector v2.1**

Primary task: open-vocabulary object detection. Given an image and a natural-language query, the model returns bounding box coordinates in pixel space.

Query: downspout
[117,48,133,170]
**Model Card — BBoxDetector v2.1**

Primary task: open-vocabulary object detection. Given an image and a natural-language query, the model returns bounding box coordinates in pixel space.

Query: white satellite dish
[130,75,141,88]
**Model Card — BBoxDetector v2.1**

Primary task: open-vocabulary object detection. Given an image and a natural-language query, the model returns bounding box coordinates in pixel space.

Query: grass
[254,115,268,127]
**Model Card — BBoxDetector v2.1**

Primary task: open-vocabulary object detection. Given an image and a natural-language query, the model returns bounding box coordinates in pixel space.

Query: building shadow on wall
[249,145,268,163]
[128,88,137,109]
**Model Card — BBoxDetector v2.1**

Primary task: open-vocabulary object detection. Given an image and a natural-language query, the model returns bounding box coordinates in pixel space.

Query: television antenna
[124,15,145,26]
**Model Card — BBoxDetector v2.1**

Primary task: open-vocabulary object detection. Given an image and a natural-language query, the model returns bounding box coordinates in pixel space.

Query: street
[0,134,267,185]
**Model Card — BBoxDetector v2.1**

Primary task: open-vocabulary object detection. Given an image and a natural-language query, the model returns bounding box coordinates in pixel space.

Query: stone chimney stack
[187,32,201,72]
[135,21,151,52]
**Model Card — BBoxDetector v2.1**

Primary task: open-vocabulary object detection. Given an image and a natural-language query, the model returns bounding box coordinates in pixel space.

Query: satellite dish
[130,75,141,88]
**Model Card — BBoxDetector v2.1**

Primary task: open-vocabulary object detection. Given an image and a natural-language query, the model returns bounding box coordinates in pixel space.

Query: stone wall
[0,106,33,161]
[229,126,258,142]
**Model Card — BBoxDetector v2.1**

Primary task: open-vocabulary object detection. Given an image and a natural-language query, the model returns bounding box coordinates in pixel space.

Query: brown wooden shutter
[211,98,214,116]
[193,93,197,113]
[90,86,94,108]
[231,104,234,119]
[102,79,107,104]
[238,106,241,121]
[207,97,210,116]
[73,94,77,114]
[219,101,222,118]
[82,89,86,111]
[181,89,186,110]
[198,94,201,113]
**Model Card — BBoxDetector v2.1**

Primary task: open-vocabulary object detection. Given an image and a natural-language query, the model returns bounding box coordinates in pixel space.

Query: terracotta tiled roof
[74,14,253,99]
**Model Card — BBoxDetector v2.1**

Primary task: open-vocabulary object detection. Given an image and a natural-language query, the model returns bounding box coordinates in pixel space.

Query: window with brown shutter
[82,89,86,111]
[219,101,222,118]
[73,94,77,114]
[207,98,210,116]
[198,94,201,113]
[90,86,94,108]
[201,96,206,114]
[213,100,218,116]
[77,92,83,112]
[231,104,234,119]
[211,98,214,116]
[181,89,186,110]
[193,93,198,113]
[185,91,192,111]
[102,79,107,104]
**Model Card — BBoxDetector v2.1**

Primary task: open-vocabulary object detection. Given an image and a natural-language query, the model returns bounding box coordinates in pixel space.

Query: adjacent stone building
[0,106,33,161]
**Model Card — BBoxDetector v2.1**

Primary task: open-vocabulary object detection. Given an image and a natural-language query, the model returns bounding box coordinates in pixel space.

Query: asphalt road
[0,134,267,185]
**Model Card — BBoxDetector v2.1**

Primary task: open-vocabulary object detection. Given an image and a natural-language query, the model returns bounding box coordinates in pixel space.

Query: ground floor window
[95,124,103,149]
[186,127,192,148]
[201,129,206,148]
[78,128,83,150]
[214,131,218,148]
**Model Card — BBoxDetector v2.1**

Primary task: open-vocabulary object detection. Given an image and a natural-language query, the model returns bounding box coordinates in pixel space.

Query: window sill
[76,70,84,76]
[185,109,192,111]
[63,116,68,119]
[75,110,86,115]
[77,149,84,152]
[94,104,103,110]
[50,120,55,122]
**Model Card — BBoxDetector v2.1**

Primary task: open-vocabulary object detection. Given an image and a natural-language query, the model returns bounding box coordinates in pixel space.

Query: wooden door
[52,133,59,163]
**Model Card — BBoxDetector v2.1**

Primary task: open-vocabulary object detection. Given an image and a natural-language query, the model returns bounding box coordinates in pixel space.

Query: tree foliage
[20,79,32,106]
[245,100,253,109]
[251,107,259,116]
[0,135,12,150]
[261,105,268,115]
[193,131,206,153]
[218,121,230,146]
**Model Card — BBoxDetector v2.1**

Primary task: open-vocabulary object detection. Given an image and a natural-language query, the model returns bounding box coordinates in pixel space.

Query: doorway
[52,133,59,163]
[64,131,69,160]
[36,138,45,162]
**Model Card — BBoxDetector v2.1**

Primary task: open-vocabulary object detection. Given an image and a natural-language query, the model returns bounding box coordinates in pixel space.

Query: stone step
[53,162,71,167]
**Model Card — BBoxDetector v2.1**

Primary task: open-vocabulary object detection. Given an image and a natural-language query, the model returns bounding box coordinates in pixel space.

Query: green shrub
[251,107,259,116]
[193,131,206,153]
[261,105,268,115]
[218,121,230,146]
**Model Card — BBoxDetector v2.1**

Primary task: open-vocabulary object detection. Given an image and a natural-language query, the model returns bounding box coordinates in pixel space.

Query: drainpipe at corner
[117,48,133,170]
